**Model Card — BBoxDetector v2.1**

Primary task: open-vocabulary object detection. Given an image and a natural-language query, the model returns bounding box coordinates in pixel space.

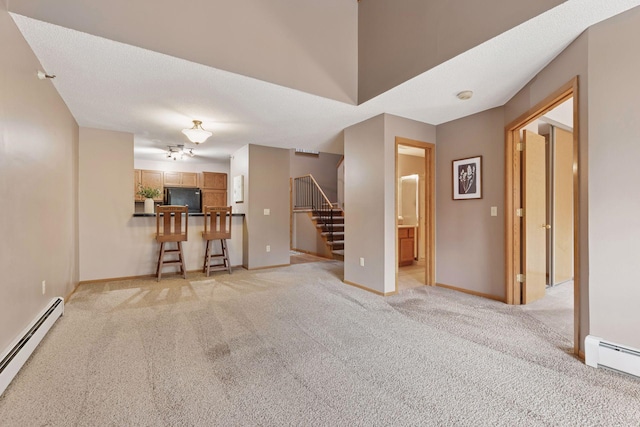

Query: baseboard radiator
[585,335,640,378]
[0,297,64,395]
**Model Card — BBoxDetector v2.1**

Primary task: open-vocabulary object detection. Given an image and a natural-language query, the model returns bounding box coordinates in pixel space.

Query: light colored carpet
[0,262,638,426]
[521,280,574,344]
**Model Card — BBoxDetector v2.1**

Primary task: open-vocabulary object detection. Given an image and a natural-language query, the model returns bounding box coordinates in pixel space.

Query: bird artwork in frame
[452,156,482,200]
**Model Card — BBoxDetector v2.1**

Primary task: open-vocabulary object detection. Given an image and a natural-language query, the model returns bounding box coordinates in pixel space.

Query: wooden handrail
[294,174,334,209]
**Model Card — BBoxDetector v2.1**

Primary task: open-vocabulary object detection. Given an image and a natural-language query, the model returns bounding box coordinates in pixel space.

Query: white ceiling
[11,0,640,163]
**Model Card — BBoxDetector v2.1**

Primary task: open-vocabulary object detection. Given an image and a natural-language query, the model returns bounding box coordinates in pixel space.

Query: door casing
[504,77,580,355]
[395,137,435,290]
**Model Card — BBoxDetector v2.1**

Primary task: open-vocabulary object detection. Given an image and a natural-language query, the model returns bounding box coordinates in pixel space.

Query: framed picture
[452,156,482,200]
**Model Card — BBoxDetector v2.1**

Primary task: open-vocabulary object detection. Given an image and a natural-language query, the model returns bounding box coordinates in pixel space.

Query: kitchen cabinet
[134,169,226,207]
[137,169,164,202]
[200,172,228,210]
[200,172,227,190]
[164,171,198,187]
[201,189,227,208]
[398,227,415,267]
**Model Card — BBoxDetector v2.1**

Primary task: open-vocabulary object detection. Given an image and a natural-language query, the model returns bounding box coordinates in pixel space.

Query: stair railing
[293,174,335,242]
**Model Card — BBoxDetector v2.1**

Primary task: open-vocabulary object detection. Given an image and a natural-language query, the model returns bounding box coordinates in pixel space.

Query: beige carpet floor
[0,262,638,426]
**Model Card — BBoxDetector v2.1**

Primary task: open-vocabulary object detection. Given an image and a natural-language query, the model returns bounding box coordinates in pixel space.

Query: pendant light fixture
[166,144,195,161]
[182,120,212,144]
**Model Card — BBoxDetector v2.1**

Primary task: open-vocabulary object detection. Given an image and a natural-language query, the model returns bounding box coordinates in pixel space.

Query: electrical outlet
[266,245,271,252]
[359,257,365,267]
[42,280,46,295]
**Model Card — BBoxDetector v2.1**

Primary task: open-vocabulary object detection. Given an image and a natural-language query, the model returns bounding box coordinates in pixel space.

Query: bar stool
[202,206,232,276]
[155,205,188,281]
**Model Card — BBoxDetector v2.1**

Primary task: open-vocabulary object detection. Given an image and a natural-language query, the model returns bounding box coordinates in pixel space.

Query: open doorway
[504,77,579,354]
[395,137,435,292]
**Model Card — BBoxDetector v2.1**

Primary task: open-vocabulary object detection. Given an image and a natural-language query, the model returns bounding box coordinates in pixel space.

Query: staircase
[294,175,344,260]
[312,208,344,260]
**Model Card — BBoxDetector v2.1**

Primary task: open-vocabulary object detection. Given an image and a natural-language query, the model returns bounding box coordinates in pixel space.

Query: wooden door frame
[395,137,436,291]
[504,76,580,355]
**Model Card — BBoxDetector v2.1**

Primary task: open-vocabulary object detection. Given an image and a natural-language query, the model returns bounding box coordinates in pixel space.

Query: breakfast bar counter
[127,213,245,274]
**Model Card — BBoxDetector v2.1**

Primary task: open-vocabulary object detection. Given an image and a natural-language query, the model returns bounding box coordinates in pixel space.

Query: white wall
[588,7,640,349]
[0,5,79,352]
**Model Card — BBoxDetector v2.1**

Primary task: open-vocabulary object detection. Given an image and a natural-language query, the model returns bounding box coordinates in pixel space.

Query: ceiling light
[166,144,194,161]
[457,90,473,100]
[181,120,212,144]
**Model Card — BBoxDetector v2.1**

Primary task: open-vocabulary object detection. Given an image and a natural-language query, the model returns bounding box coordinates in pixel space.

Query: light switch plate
[491,206,498,216]
[264,208,270,216]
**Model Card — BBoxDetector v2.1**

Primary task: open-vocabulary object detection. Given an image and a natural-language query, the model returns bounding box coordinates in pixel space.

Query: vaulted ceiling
[9,0,640,162]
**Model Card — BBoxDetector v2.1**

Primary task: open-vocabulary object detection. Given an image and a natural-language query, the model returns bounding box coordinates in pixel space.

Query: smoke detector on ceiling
[456,90,473,100]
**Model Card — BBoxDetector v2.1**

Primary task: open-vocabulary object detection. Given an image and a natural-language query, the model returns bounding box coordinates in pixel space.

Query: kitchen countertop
[397,224,417,229]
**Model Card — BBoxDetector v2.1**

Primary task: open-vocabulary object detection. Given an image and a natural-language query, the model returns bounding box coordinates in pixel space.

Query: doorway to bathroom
[395,137,435,292]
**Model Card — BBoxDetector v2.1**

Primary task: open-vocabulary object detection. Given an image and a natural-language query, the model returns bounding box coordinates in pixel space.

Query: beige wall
[79,128,135,280]
[358,0,563,102]
[10,0,358,104]
[79,128,242,281]
[292,212,333,259]
[384,115,436,292]
[245,145,290,269]
[290,150,342,204]
[0,6,79,351]
[435,107,505,298]
[344,115,386,292]
[587,7,640,350]
[344,114,435,294]
[230,145,250,266]
[504,30,589,349]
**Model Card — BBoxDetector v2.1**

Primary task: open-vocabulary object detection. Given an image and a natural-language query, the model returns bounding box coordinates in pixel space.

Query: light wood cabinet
[137,169,164,202]
[398,227,415,267]
[200,172,227,190]
[199,172,228,211]
[201,189,227,208]
[134,169,226,207]
[182,172,197,187]
[163,171,198,188]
